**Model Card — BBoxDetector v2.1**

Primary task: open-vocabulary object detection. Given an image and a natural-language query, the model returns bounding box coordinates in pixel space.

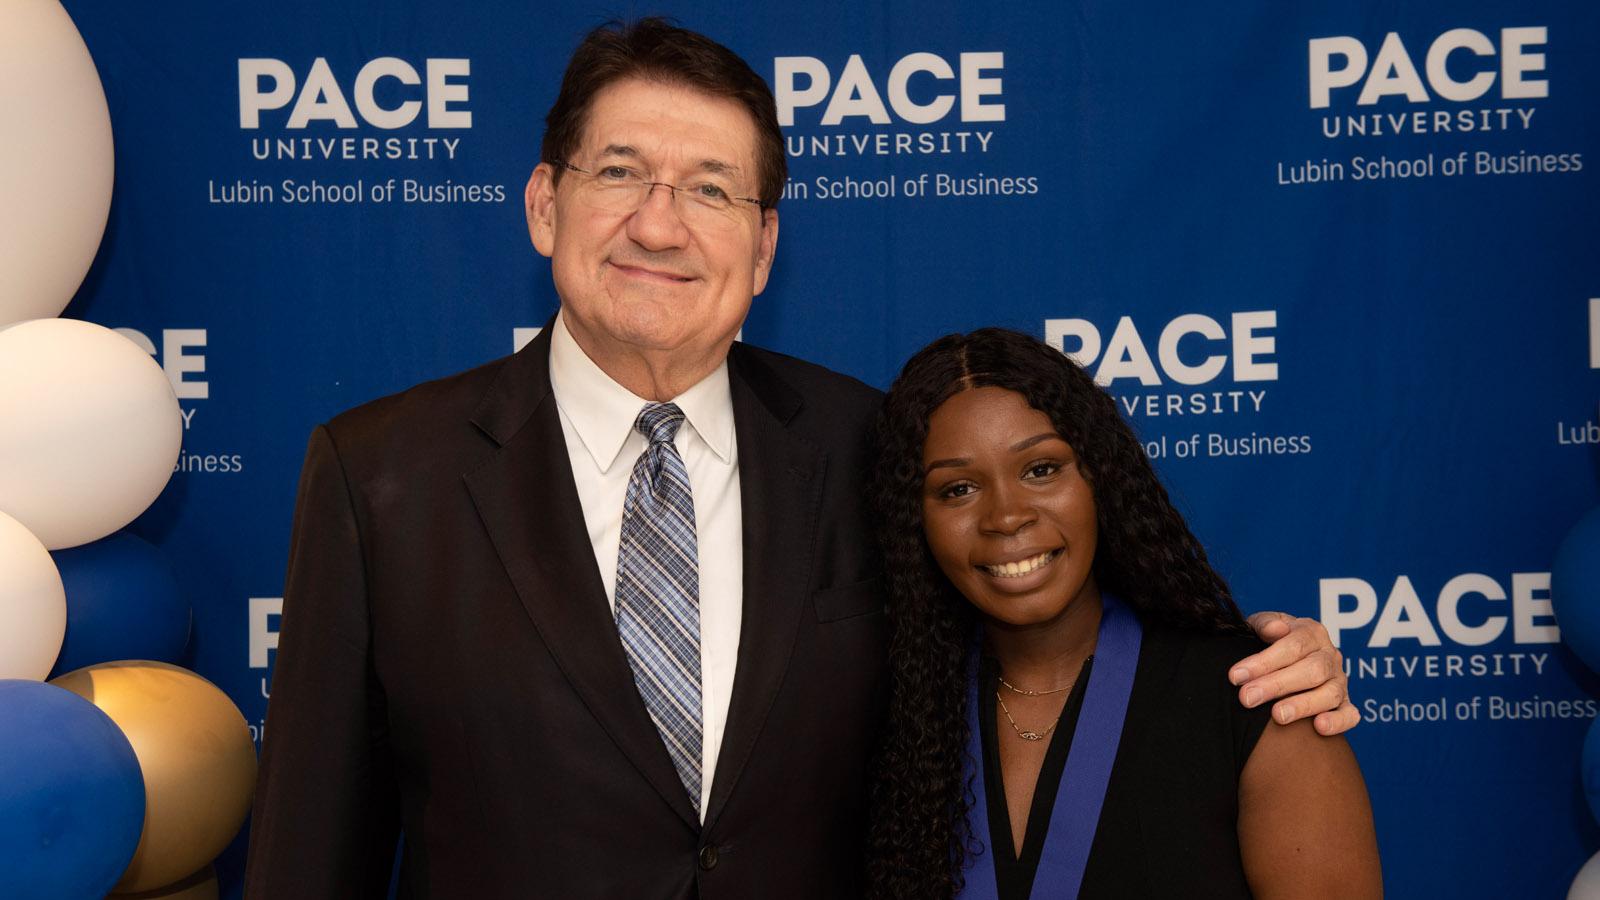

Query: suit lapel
[703,344,825,830]
[462,325,700,830]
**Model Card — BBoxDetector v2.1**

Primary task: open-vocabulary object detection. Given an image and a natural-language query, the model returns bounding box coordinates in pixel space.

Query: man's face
[526,78,779,367]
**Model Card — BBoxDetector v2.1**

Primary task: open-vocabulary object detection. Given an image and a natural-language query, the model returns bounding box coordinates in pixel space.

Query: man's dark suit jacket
[245,326,888,899]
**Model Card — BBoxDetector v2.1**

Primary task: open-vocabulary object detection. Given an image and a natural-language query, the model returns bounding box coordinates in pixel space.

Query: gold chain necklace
[996,692,1059,741]
[997,674,1072,696]
[995,658,1091,742]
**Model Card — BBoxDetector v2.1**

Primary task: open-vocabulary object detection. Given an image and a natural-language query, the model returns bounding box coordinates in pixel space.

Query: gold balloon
[111,864,220,899]
[51,661,256,893]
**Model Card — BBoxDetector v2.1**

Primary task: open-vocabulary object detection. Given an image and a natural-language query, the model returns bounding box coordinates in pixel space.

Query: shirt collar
[548,310,734,474]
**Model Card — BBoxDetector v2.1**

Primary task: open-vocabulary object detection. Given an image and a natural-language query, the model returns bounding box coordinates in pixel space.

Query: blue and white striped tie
[615,402,702,813]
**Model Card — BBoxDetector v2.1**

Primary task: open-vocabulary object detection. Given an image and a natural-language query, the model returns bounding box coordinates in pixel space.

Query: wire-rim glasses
[554,161,767,225]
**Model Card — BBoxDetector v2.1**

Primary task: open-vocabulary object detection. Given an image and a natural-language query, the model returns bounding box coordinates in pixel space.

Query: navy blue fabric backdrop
[57,1,1600,895]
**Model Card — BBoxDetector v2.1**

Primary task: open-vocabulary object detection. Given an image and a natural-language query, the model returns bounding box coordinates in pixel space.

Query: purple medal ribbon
[955,593,1143,900]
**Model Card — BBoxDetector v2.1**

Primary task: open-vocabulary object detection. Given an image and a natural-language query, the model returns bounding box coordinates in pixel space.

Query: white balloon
[0,510,66,679]
[1574,851,1600,900]
[0,319,181,549]
[0,0,115,326]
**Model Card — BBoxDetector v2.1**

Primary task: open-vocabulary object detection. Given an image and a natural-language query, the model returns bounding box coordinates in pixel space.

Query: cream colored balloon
[1574,851,1600,900]
[111,864,219,900]
[0,509,66,678]
[0,0,114,325]
[0,319,181,549]
[51,662,257,893]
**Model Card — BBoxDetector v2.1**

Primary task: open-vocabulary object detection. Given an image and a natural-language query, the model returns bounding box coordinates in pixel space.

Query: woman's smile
[977,547,1064,582]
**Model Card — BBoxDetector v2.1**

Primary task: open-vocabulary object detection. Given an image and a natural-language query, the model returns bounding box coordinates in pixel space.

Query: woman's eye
[1025,462,1060,479]
[940,482,974,499]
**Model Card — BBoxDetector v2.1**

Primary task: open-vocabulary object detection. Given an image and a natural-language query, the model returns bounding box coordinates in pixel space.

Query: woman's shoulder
[1130,621,1274,770]
[1138,621,1268,682]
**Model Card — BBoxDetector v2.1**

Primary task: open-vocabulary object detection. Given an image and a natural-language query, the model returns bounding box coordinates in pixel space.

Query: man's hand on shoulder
[1230,612,1359,736]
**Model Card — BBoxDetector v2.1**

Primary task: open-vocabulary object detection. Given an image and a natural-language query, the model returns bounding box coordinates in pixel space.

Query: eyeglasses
[554,161,766,226]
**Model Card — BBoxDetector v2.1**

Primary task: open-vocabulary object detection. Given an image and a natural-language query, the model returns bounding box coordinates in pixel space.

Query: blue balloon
[47,531,189,678]
[1554,506,1600,675]
[0,679,145,899]
[1585,715,1600,825]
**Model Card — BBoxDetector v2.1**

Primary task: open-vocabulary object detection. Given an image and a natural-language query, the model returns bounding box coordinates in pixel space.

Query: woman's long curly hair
[865,328,1250,899]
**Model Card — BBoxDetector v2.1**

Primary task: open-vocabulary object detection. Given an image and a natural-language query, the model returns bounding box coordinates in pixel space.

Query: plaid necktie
[614,402,702,812]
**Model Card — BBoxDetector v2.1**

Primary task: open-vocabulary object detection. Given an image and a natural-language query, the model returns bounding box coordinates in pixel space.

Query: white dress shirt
[546,311,743,820]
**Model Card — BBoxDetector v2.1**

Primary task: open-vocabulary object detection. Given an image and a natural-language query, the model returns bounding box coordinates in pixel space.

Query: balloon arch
[0,1,255,896]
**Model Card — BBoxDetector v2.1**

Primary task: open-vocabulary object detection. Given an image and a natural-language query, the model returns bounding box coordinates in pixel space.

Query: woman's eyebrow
[924,434,1062,473]
[1010,433,1060,452]
[924,457,969,473]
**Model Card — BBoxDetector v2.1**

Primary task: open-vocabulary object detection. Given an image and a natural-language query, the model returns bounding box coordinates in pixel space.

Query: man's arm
[244,426,400,899]
[1231,612,1360,736]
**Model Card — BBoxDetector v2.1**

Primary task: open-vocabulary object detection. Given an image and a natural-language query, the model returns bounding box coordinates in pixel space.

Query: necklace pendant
[1018,730,1044,741]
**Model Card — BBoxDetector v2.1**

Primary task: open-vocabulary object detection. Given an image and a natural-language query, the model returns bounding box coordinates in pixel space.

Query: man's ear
[526,163,557,258]
[751,207,779,296]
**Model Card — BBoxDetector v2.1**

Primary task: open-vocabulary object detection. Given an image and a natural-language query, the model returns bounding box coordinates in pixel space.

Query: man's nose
[625,182,691,250]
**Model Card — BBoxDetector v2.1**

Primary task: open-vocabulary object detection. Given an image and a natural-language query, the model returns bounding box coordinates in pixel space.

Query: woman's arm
[1237,718,1382,899]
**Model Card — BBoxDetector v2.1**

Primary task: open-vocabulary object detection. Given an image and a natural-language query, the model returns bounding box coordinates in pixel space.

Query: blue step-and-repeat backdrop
[56,1,1600,896]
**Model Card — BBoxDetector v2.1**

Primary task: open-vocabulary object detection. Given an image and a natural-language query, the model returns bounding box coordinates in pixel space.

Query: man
[246,19,1355,899]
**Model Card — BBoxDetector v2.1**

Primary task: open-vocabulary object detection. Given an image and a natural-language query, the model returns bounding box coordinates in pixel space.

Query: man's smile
[607,260,697,283]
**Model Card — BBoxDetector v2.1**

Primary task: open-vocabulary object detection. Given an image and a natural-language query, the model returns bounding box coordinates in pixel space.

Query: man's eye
[598,166,635,180]
[693,182,730,200]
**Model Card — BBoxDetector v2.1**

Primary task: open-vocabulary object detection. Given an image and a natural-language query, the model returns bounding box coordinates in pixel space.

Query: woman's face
[920,386,1099,627]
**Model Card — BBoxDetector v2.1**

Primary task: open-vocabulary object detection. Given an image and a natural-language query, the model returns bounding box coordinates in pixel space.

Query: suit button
[698,845,719,871]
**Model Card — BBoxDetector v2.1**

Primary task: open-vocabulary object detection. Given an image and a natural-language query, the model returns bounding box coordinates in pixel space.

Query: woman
[866,329,1380,899]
